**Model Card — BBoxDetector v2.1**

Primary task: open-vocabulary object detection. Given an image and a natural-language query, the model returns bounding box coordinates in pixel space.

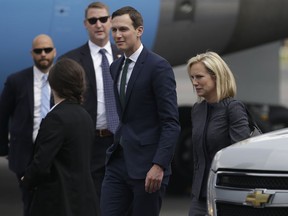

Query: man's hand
[145,164,164,193]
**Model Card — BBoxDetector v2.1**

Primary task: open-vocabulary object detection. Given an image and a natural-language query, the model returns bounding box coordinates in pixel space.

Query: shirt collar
[124,44,143,63]
[33,66,49,81]
[88,40,112,56]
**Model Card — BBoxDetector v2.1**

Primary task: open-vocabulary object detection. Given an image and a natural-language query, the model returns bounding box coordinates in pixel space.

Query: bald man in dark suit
[0,34,56,216]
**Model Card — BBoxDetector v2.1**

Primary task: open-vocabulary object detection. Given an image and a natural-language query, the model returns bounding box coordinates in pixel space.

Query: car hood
[211,128,288,172]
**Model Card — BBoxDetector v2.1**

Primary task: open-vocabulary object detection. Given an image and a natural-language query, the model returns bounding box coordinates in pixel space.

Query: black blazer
[58,42,122,127]
[107,47,180,181]
[0,67,34,174]
[22,100,98,216]
[191,98,250,199]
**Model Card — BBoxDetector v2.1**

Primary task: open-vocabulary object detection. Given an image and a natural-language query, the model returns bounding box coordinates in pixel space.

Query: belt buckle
[99,129,105,137]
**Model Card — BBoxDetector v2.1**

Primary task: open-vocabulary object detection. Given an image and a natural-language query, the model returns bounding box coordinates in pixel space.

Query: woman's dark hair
[48,58,86,104]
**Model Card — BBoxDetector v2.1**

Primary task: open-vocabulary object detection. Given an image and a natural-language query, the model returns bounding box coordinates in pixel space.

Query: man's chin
[37,63,52,71]
[94,34,106,41]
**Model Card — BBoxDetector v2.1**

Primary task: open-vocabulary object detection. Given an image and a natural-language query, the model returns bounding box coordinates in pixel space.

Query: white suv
[207,128,288,216]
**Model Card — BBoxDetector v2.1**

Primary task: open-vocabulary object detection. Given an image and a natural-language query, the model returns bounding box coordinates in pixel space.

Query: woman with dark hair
[48,58,86,104]
[21,58,98,216]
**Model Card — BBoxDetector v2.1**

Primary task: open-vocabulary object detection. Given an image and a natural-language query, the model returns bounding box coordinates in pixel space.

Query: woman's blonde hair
[187,51,237,102]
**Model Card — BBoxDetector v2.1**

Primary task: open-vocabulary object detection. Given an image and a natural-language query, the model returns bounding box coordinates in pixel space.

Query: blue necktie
[99,49,119,133]
[41,74,50,118]
[119,58,132,109]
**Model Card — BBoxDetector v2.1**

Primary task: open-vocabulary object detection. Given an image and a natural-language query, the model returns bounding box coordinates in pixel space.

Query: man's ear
[136,26,144,37]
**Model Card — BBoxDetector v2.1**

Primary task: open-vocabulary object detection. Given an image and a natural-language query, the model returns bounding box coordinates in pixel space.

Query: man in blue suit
[100,6,180,216]
[0,34,56,216]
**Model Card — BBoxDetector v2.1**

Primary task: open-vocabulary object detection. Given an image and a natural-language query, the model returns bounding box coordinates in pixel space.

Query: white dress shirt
[33,67,51,141]
[117,44,143,93]
[88,40,113,129]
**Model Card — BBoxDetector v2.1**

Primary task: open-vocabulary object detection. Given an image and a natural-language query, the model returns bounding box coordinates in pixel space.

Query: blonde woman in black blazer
[187,52,250,216]
[21,59,98,216]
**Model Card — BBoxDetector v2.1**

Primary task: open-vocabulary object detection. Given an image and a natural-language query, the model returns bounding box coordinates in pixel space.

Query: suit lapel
[113,57,125,112]
[124,49,147,110]
[27,68,34,117]
[193,102,208,143]
[111,43,122,60]
[80,44,97,96]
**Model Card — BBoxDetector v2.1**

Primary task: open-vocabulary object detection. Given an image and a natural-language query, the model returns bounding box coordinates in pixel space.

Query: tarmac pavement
[0,157,190,216]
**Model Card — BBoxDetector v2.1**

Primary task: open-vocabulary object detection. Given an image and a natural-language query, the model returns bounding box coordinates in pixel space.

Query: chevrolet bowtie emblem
[245,190,273,208]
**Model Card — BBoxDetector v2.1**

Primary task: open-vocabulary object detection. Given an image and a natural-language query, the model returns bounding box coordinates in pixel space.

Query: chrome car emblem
[245,190,274,208]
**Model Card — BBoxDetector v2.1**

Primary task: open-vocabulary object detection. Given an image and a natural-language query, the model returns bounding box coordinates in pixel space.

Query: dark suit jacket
[0,67,34,174]
[58,42,122,127]
[108,47,180,181]
[22,100,98,216]
[191,98,250,199]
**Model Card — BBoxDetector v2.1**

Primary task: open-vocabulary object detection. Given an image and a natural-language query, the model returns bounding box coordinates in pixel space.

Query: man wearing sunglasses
[59,2,122,215]
[0,34,56,216]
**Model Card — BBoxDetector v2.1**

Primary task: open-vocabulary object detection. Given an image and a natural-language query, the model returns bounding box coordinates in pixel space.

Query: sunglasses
[33,47,54,54]
[87,16,109,25]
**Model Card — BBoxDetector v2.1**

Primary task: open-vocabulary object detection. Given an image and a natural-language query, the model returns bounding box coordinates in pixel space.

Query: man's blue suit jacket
[108,47,181,181]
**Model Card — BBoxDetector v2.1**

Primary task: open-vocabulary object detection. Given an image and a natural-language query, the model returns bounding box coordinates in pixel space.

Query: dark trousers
[189,195,207,216]
[91,134,114,215]
[100,149,166,216]
[16,173,33,216]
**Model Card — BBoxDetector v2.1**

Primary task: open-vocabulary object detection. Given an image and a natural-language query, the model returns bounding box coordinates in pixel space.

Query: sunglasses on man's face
[33,47,54,55]
[87,16,109,25]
